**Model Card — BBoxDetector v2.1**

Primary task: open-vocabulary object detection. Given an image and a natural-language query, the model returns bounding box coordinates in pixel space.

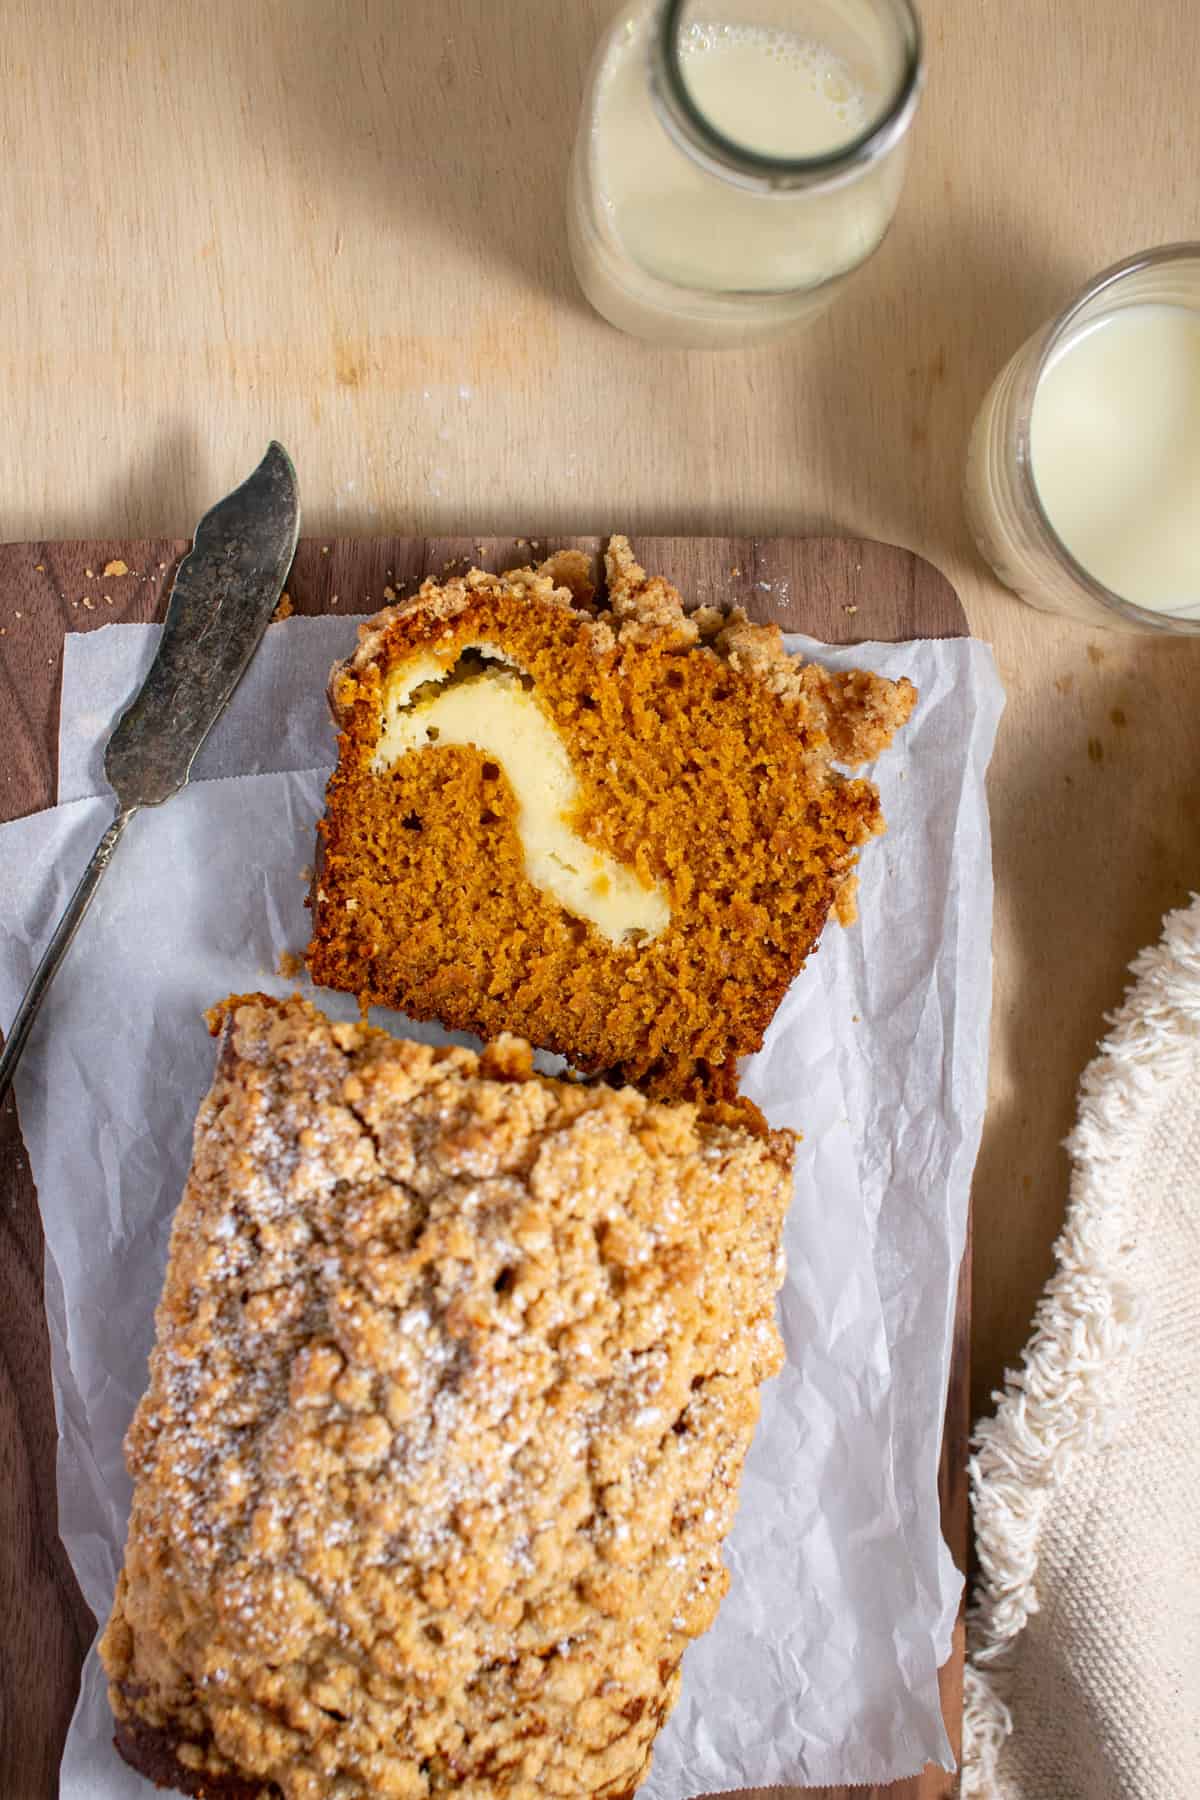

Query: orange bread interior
[307,537,915,1101]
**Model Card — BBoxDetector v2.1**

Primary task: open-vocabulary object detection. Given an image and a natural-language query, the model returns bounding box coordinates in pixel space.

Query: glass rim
[1016,242,1200,633]
[650,0,924,194]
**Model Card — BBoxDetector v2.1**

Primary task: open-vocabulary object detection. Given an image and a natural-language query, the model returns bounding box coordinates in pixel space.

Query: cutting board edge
[0,530,969,641]
[0,527,971,1799]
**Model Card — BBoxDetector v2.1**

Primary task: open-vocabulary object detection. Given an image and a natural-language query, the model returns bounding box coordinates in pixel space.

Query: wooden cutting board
[0,534,969,1800]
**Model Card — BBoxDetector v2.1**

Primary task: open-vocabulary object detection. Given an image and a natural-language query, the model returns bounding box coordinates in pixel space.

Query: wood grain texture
[1,0,1198,1432]
[0,533,967,1796]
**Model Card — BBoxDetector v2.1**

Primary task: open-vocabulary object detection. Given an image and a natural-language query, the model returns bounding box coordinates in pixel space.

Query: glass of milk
[965,245,1200,632]
[568,0,924,347]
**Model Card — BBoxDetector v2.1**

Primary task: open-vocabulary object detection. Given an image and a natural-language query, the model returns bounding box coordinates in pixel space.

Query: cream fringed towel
[963,894,1200,1799]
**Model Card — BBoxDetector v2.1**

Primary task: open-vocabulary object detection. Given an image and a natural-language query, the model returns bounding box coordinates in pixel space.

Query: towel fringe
[962,894,1200,1796]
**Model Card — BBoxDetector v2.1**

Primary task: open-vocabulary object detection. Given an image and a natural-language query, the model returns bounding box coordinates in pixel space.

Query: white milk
[679,23,868,160]
[1030,304,1200,617]
[571,9,904,340]
[592,21,870,294]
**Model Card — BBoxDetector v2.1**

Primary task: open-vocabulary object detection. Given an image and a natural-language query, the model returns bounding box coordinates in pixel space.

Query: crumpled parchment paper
[0,615,1002,1794]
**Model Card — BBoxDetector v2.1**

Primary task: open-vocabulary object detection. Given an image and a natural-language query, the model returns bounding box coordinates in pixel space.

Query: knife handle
[0,806,136,1105]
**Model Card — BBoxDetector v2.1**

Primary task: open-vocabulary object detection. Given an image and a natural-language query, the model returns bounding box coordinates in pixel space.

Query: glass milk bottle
[965,245,1200,632]
[568,0,923,348]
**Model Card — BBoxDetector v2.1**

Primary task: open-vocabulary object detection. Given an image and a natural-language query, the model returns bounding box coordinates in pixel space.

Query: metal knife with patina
[0,441,300,1100]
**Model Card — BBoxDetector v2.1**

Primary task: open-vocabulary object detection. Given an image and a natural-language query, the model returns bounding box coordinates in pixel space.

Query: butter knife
[0,441,300,1101]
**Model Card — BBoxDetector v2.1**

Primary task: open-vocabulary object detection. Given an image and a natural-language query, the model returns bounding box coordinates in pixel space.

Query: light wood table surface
[2,0,1199,1787]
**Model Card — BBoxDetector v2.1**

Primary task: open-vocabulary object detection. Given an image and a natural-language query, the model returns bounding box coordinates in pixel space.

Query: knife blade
[0,442,301,1100]
[106,439,300,806]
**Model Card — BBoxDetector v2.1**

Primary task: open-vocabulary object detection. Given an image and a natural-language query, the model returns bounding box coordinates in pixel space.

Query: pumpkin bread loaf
[306,537,915,1102]
[101,994,794,1800]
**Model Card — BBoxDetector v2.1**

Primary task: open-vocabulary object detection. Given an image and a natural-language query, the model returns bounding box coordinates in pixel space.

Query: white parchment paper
[0,616,1002,1794]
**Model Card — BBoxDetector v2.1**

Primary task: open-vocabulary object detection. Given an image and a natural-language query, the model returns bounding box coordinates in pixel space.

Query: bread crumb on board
[271,591,294,623]
[276,949,305,979]
[103,559,131,578]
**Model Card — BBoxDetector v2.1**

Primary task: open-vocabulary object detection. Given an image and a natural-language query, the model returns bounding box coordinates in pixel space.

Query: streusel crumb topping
[102,996,792,1800]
